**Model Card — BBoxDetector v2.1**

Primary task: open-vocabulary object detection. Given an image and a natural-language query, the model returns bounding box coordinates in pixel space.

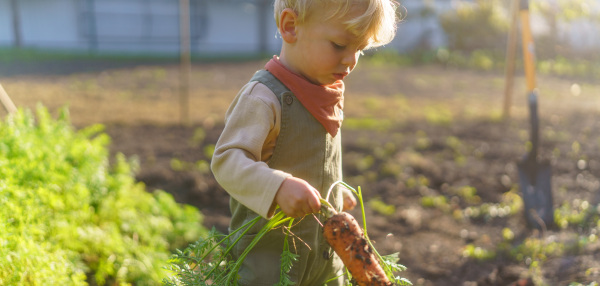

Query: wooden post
[0,83,18,114]
[502,0,519,120]
[9,0,22,48]
[86,0,98,53]
[179,0,191,125]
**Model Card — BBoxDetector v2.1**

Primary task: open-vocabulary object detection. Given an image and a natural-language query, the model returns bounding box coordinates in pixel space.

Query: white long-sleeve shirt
[211,81,290,219]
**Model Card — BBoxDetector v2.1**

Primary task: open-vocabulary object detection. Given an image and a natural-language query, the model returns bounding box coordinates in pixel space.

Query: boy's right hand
[274,177,322,218]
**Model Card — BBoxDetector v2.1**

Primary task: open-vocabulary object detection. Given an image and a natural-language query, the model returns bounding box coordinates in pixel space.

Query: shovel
[518,92,553,230]
[516,0,553,230]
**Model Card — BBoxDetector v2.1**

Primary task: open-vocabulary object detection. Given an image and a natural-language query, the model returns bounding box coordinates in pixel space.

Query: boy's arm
[211,82,291,219]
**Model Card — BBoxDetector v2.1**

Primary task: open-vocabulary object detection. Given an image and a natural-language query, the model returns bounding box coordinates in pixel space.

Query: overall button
[284,94,294,105]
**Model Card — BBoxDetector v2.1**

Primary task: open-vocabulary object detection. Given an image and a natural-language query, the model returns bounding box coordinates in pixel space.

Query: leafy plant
[369,197,397,216]
[0,106,206,285]
[462,244,496,261]
[570,282,599,286]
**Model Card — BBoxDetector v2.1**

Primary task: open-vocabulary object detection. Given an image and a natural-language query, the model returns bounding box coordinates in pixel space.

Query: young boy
[211,0,399,285]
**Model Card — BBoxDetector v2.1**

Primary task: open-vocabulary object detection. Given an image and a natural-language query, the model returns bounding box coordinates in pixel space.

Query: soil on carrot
[2,58,599,285]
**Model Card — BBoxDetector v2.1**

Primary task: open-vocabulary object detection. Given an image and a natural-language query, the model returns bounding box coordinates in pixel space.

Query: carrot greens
[163,181,410,286]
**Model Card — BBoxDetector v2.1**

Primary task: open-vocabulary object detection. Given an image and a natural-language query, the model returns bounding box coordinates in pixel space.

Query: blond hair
[274,0,399,49]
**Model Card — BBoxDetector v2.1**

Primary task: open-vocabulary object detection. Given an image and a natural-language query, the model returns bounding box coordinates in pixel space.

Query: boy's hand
[275,177,322,218]
[342,187,357,211]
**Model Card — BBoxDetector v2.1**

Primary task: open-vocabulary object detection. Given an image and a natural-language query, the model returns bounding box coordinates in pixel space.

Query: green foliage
[164,212,292,286]
[191,128,206,147]
[570,282,599,286]
[538,57,600,80]
[424,105,453,126]
[461,189,522,221]
[421,195,448,210]
[340,184,411,286]
[203,144,216,159]
[510,237,565,262]
[439,0,508,52]
[459,194,600,284]
[276,223,299,286]
[414,131,432,151]
[462,244,496,261]
[0,106,206,285]
[554,199,598,230]
[380,252,411,286]
[455,185,480,204]
[163,227,237,286]
[163,182,411,286]
[532,0,600,22]
[369,197,396,216]
[467,50,496,71]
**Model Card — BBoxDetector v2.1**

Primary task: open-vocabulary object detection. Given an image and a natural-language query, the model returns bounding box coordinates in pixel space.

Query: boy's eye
[332,42,346,50]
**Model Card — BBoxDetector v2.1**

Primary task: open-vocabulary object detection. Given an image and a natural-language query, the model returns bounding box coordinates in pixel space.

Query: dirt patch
[2,58,600,285]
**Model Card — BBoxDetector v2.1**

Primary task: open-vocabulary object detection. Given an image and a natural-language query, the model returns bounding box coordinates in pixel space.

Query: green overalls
[229,70,345,286]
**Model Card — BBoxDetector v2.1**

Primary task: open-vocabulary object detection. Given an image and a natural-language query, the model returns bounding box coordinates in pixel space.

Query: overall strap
[250,69,290,101]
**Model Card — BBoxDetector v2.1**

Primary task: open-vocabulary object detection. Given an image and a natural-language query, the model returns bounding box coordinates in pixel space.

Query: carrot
[323,211,392,286]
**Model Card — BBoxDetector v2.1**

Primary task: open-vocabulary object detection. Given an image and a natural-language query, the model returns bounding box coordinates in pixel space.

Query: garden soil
[1,58,599,285]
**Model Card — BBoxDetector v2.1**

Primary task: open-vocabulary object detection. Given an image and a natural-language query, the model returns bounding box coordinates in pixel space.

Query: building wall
[0,0,283,55]
[0,0,82,49]
[0,0,598,56]
[195,1,280,54]
[389,0,451,52]
[23,0,81,49]
[0,1,11,45]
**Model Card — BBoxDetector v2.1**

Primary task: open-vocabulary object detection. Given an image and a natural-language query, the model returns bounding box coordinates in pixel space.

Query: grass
[362,48,600,82]
[3,45,600,81]
[0,47,174,63]
[0,47,271,64]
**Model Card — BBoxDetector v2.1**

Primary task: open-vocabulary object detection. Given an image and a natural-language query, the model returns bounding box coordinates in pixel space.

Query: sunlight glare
[570,83,582,96]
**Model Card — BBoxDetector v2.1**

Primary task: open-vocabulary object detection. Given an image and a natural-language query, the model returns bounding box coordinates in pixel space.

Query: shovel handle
[519,0,536,92]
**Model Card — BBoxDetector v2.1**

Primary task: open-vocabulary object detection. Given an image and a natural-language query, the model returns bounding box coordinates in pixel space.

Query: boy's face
[285,8,368,86]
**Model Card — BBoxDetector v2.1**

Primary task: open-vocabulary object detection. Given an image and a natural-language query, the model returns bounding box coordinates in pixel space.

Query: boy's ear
[279,8,298,43]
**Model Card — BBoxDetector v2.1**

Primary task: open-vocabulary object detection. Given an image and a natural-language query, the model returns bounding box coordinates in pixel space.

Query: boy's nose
[341,52,359,69]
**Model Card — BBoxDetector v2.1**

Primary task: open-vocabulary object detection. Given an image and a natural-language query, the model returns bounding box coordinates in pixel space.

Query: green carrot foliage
[0,106,207,285]
[164,181,410,286]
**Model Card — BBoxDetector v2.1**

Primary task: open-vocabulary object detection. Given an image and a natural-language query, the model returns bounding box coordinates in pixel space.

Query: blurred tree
[532,0,598,22]
[531,0,600,59]
[439,0,509,53]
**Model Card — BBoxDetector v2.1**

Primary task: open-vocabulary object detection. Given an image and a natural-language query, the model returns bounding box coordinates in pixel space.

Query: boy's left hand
[341,187,357,211]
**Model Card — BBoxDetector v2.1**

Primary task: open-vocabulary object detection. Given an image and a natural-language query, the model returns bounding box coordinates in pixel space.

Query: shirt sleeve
[211,81,291,219]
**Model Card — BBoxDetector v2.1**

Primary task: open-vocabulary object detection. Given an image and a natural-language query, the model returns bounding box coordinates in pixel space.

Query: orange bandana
[265,56,344,137]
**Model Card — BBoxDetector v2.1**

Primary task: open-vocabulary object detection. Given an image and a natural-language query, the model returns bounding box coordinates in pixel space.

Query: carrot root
[323,212,392,286]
